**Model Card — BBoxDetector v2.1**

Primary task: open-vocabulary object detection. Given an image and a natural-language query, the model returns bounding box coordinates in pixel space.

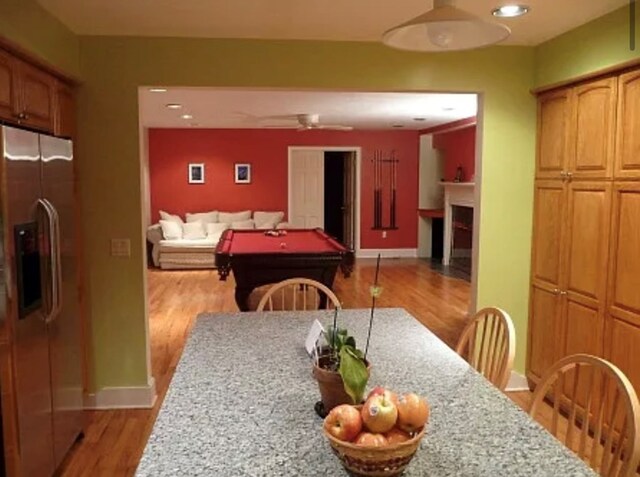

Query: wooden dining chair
[256,278,341,312]
[454,307,515,391]
[529,354,640,477]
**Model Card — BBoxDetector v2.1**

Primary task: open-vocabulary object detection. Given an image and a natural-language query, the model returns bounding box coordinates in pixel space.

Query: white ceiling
[138,88,478,130]
[38,0,627,46]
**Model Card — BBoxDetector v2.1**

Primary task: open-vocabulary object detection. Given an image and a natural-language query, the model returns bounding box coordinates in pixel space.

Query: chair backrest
[529,354,640,477]
[454,307,515,391]
[256,278,341,312]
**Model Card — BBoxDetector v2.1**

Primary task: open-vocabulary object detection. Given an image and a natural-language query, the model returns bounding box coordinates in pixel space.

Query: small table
[137,308,597,476]
[215,228,354,311]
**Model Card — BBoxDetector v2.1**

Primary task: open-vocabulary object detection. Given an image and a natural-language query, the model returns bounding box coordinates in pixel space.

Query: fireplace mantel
[441,182,475,266]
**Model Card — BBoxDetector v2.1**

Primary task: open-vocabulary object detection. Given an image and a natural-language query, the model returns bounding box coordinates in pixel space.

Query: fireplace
[442,182,475,277]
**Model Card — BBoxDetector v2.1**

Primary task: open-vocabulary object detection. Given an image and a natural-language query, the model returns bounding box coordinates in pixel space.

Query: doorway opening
[288,146,360,251]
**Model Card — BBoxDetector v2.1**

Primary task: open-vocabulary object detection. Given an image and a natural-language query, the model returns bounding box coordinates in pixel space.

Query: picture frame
[235,163,251,184]
[188,163,205,184]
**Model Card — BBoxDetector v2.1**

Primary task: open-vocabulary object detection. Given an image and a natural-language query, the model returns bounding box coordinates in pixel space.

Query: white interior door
[289,149,324,228]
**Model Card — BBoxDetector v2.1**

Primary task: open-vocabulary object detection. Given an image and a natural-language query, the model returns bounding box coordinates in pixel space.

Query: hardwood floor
[59,258,517,476]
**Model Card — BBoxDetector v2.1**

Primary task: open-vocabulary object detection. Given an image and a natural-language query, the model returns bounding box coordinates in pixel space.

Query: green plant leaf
[339,346,369,404]
[345,336,356,348]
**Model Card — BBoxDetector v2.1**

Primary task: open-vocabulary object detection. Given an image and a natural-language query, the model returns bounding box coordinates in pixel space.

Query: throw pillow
[159,220,183,240]
[182,221,206,240]
[159,210,184,224]
[206,222,229,238]
[231,219,255,230]
[254,211,284,228]
[186,211,219,224]
[219,210,251,223]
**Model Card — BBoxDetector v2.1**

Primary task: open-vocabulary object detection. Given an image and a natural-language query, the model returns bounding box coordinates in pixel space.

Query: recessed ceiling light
[442,106,457,112]
[189,123,200,128]
[413,117,426,122]
[492,5,530,18]
[149,88,167,93]
[392,124,404,128]
[166,103,182,109]
[181,114,194,120]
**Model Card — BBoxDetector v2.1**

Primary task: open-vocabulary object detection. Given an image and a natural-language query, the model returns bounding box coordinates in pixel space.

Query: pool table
[215,228,354,311]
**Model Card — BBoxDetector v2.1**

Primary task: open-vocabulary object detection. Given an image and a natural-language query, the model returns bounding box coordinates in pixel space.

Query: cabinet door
[614,70,640,179]
[15,60,55,133]
[54,82,75,138]
[562,182,611,359]
[0,49,18,121]
[605,183,640,394]
[527,181,566,381]
[570,78,616,179]
[536,89,571,179]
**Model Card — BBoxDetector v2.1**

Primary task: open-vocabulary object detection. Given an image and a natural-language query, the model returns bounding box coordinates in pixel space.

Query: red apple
[361,393,398,433]
[396,393,430,432]
[366,386,399,405]
[354,432,388,447]
[324,404,363,442]
[385,427,412,444]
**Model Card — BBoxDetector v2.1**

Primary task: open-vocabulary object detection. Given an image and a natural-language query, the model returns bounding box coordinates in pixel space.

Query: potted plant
[313,254,383,417]
[312,325,370,416]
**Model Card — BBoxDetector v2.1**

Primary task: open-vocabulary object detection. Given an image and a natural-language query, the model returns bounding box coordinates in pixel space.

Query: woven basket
[323,425,426,477]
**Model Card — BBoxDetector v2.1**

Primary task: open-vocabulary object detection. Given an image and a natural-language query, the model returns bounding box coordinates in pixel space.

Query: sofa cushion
[219,210,251,223]
[159,210,184,224]
[231,219,255,230]
[254,211,284,229]
[182,221,206,240]
[159,220,183,240]
[206,222,229,238]
[159,238,217,251]
[186,211,219,224]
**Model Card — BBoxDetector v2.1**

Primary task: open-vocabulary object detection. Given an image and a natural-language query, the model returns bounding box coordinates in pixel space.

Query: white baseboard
[84,377,157,409]
[505,371,530,392]
[357,248,418,259]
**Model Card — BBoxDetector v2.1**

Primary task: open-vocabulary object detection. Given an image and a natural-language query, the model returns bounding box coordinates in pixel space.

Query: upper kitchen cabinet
[14,59,56,133]
[0,49,18,122]
[570,77,616,179]
[614,70,640,179]
[536,88,572,180]
[54,81,75,139]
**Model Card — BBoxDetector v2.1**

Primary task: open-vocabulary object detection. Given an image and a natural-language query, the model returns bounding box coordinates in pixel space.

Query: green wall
[0,0,80,77]
[76,37,536,387]
[536,5,640,87]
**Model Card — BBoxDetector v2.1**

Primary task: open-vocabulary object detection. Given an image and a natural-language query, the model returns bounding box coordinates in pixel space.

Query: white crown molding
[84,377,157,410]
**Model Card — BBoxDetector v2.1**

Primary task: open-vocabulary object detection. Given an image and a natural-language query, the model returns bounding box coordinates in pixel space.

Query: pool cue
[391,152,397,228]
[373,150,379,229]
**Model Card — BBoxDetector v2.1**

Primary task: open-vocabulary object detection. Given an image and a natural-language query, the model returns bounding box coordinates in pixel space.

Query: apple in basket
[385,428,412,444]
[324,404,363,442]
[354,432,388,447]
[396,393,430,433]
[361,393,398,434]
[366,386,399,406]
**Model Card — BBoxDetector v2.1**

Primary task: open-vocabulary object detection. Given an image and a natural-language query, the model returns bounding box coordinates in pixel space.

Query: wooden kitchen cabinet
[570,77,616,179]
[536,88,572,180]
[614,70,640,179]
[14,59,56,132]
[605,183,640,392]
[0,49,18,122]
[54,81,75,139]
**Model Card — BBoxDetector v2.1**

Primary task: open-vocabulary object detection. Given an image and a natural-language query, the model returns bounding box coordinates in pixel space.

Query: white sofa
[147,210,289,269]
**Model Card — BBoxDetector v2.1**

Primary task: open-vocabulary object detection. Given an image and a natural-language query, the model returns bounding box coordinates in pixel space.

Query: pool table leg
[235,286,253,312]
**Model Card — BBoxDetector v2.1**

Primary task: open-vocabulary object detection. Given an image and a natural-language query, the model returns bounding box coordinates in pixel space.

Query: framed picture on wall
[235,163,251,184]
[188,163,205,184]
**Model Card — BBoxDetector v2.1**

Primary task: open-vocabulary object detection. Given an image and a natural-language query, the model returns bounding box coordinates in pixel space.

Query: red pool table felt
[220,229,345,255]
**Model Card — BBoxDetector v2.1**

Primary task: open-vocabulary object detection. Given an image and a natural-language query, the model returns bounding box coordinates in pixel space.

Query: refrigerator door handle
[47,199,63,319]
[37,199,58,324]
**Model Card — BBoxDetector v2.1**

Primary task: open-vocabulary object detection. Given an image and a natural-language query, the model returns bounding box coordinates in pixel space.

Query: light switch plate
[111,238,131,258]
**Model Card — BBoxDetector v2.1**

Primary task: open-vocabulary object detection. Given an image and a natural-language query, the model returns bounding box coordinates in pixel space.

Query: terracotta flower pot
[312,354,371,413]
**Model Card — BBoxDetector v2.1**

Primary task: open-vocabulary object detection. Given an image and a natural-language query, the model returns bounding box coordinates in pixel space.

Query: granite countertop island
[136,308,596,477]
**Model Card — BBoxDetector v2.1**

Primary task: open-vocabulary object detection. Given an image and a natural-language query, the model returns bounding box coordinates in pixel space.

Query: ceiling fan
[262,114,353,131]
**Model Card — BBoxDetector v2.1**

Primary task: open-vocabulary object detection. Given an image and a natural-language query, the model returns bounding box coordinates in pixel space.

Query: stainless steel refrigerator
[0,126,83,476]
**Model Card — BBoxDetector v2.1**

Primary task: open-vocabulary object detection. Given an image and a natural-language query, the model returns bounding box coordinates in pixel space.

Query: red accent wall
[148,128,420,249]
[432,125,476,182]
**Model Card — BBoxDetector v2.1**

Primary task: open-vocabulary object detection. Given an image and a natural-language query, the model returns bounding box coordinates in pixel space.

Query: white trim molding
[357,248,418,259]
[84,377,157,410]
[505,371,530,392]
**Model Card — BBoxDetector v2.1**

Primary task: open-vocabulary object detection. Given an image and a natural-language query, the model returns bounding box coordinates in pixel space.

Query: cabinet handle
[559,290,568,296]
[553,288,560,295]
[566,172,573,181]
[560,171,567,180]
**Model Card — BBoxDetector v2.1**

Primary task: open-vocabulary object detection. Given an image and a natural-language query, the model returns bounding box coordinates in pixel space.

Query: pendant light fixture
[382,0,511,52]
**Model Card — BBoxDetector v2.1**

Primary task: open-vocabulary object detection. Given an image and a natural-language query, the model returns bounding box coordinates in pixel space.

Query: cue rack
[372,149,399,230]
